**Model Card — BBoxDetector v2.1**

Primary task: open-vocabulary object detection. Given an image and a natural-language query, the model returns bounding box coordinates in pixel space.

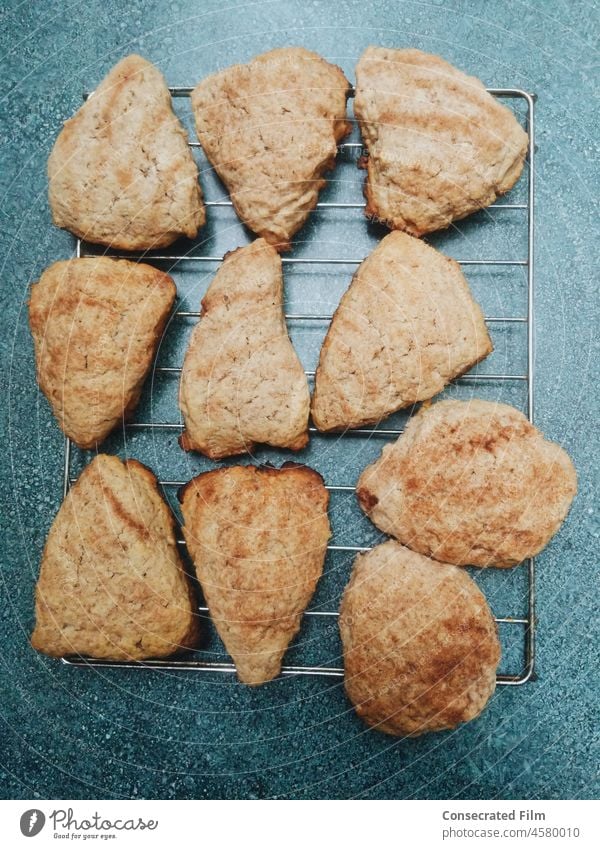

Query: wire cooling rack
[61,86,536,685]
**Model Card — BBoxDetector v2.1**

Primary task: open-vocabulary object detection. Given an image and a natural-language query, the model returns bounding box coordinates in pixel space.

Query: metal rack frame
[62,87,536,685]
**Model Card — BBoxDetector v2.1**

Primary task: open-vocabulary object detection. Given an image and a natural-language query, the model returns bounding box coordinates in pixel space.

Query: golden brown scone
[180,463,331,684]
[339,540,501,736]
[48,55,205,250]
[357,400,577,567]
[31,455,200,660]
[354,47,529,236]
[311,232,492,431]
[191,47,351,250]
[179,239,310,459]
[29,257,176,449]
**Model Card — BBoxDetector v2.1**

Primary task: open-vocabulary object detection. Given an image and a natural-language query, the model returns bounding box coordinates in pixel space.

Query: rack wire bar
[104,254,528,266]
[176,311,528,321]
[62,87,536,685]
[166,85,528,98]
[59,655,529,685]
[204,199,527,210]
[152,366,528,381]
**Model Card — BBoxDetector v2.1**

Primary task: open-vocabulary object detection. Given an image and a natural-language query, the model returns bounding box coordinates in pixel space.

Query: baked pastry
[48,54,205,249]
[31,455,199,660]
[191,47,351,249]
[179,463,331,684]
[354,47,529,236]
[29,257,176,449]
[357,399,577,567]
[311,231,492,431]
[339,540,501,736]
[179,239,310,458]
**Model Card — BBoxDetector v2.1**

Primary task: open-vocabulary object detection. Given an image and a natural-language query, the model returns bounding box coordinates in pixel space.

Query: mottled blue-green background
[1,0,598,799]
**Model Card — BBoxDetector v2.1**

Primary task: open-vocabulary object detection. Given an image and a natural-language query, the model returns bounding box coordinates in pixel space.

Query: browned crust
[355,47,528,237]
[267,111,352,253]
[29,258,177,450]
[178,461,326,506]
[48,55,205,250]
[117,279,175,437]
[339,540,501,736]
[178,238,310,458]
[178,460,330,683]
[191,48,352,251]
[32,455,200,658]
[355,400,578,568]
[362,168,517,239]
[227,118,352,254]
[361,164,426,238]
[178,430,309,459]
[356,486,378,513]
[314,343,494,435]
[310,235,494,432]
[220,107,353,253]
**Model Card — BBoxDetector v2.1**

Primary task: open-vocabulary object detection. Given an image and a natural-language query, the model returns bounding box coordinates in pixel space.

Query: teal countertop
[1,0,598,799]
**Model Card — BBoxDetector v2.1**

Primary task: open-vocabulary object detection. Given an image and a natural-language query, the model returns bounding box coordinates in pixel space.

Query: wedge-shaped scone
[355,47,529,236]
[31,455,200,660]
[311,231,492,431]
[191,47,351,249]
[357,400,577,567]
[179,239,310,458]
[29,258,176,449]
[180,463,331,684]
[48,54,205,250]
[339,540,501,736]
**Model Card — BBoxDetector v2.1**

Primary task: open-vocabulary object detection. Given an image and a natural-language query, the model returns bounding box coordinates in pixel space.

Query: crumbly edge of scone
[178,461,328,507]
[361,142,528,237]
[178,429,309,460]
[267,109,353,252]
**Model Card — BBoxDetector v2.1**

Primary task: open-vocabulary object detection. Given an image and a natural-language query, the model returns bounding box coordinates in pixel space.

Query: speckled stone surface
[1,0,598,800]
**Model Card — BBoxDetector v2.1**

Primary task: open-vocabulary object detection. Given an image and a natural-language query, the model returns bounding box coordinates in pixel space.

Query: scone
[179,239,310,459]
[29,257,176,449]
[311,231,492,431]
[48,54,205,249]
[31,455,199,660]
[357,400,577,567]
[179,463,331,684]
[339,540,501,736]
[354,47,529,236]
[191,47,351,249]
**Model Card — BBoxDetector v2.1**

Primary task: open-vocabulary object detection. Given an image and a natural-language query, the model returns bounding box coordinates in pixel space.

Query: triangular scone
[180,464,331,684]
[31,455,200,660]
[356,400,578,568]
[311,232,492,431]
[48,55,205,250]
[191,48,351,250]
[355,47,529,236]
[29,258,176,449]
[179,239,310,459]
